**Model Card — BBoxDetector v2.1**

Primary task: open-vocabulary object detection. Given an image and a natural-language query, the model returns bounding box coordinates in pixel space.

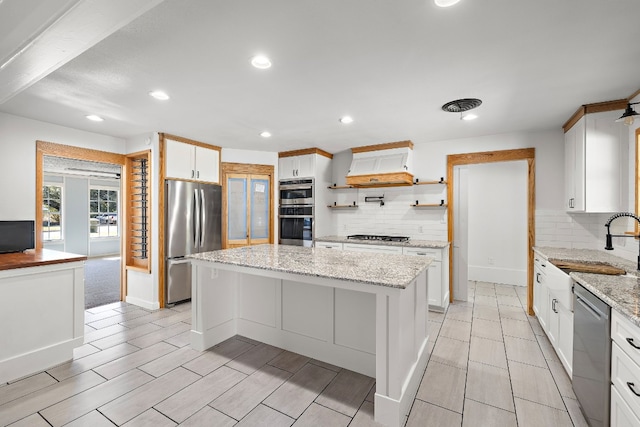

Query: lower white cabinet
[611,310,640,426]
[612,385,640,427]
[342,243,403,255]
[402,247,449,312]
[314,241,449,312]
[315,241,344,250]
[532,252,573,376]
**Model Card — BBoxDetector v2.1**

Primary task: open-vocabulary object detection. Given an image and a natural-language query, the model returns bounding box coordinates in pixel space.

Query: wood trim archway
[447,148,536,315]
[35,141,127,297]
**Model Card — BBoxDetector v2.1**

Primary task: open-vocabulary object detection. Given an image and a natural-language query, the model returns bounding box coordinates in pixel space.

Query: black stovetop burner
[347,234,410,242]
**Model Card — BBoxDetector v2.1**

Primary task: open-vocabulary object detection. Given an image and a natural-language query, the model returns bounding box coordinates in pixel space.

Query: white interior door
[453,166,468,301]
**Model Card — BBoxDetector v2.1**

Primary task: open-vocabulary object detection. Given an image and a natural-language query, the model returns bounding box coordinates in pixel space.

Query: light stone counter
[190,243,432,289]
[315,235,450,249]
[533,246,640,327]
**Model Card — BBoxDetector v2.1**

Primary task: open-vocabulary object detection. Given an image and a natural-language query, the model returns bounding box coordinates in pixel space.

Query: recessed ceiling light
[251,55,272,69]
[86,115,104,122]
[149,90,170,100]
[434,0,461,7]
[260,131,272,138]
[339,116,354,124]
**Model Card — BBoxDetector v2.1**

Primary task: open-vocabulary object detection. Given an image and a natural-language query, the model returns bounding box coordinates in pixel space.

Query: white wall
[0,112,126,221]
[467,161,528,286]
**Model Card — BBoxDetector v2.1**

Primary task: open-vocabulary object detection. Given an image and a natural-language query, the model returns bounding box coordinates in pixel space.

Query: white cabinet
[532,252,573,375]
[165,138,220,183]
[313,241,450,312]
[564,110,624,212]
[315,241,343,250]
[611,310,640,426]
[533,256,549,330]
[279,154,316,179]
[403,246,449,313]
[343,242,403,255]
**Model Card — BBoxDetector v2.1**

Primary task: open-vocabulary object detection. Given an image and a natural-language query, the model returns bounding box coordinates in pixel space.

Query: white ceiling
[1,0,639,154]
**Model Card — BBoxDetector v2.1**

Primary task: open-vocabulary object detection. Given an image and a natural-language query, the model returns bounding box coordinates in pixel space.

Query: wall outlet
[488,257,495,265]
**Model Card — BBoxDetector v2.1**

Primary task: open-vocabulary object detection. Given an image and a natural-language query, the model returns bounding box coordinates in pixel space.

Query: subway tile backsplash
[535,210,638,262]
[326,185,638,263]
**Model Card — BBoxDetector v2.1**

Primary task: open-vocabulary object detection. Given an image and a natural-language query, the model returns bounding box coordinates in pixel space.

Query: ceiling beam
[0,0,165,105]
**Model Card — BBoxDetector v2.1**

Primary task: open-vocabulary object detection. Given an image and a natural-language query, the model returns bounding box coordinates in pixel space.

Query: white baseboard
[125,295,160,311]
[0,337,82,383]
[468,265,527,286]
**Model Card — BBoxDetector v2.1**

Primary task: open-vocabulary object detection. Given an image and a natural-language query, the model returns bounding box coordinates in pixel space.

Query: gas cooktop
[347,234,410,242]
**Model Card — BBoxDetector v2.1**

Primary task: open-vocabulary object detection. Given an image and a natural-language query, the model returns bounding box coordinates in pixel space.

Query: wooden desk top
[0,249,87,271]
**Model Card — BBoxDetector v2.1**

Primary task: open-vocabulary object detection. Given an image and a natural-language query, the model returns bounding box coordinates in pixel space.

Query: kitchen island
[189,244,431,427]
[0,249,86,384]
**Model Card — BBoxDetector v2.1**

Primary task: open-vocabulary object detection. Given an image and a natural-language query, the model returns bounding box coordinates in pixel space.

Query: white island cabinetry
[0,250,86,384]
[189,245,430,427]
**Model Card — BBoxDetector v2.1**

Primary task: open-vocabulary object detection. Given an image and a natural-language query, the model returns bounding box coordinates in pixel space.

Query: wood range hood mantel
[346,140,414,187]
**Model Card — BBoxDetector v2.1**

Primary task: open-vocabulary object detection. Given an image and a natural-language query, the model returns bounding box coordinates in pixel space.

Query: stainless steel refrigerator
[165,179,222,304]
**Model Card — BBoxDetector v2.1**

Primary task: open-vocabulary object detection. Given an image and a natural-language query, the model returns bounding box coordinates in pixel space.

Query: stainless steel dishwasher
[573,282,611,427]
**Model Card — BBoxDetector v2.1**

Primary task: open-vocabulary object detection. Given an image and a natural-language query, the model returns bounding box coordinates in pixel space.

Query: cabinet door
[278,157,296,179]
[557,301,573,376]
[315,241,343,249]
[166,139,195,180]
[296,154,316,178]
[547,294,559,347]
[564,119,585,211]
[611,384,640,427]
[584,111,623,212]
[534,272,549,331]
[343,243,403,254]
[195,146,220,183]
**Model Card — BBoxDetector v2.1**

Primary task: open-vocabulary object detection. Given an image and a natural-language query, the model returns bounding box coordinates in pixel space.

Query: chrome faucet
[604,212,640,270]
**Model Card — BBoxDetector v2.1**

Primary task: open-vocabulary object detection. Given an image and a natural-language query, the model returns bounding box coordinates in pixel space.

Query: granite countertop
[189,244,432,289]
[315,235,450,249]
[534,246,640,327]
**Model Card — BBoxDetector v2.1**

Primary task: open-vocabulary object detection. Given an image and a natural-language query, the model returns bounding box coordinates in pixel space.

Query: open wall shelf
[327,204,358,209]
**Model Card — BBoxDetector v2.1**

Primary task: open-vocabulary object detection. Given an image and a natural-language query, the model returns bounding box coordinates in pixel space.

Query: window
[90,187,119,238]
[42,184,62,241]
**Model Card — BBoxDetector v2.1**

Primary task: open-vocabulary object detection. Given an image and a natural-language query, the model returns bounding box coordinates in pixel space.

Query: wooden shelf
[327,205,359,209]
[327,185,355,189]
[413,177,447,185]
[410,203,448,208]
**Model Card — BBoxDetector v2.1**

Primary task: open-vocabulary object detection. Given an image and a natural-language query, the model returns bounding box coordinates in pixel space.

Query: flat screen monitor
[0,221,35,254]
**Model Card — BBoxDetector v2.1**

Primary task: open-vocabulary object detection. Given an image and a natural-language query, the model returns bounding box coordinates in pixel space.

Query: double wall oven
[279,178,314,247]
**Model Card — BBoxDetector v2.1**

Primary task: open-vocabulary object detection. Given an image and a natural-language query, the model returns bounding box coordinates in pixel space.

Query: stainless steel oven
[279,178,314,205]
[279,216,313,247]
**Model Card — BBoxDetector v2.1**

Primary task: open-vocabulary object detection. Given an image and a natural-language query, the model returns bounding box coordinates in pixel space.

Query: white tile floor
[0,281,588,426]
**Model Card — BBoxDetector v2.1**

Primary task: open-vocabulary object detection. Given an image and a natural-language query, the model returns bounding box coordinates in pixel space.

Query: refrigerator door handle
[200,188,206,247]
[193,188,200,249]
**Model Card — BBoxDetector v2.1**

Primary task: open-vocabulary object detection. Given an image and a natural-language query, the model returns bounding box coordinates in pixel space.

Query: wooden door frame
[447,148,536,315]
[35,141,127,298]
[221,162,275,249]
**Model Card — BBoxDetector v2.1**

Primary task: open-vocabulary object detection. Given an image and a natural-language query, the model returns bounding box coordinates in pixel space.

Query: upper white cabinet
[165,138,220,183]
[279,154,316,179]
[564,109,625,212]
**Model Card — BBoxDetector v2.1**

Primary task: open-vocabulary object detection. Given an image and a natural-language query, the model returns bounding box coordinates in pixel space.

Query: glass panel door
[227,175,248,246]
[250,176,270,243]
